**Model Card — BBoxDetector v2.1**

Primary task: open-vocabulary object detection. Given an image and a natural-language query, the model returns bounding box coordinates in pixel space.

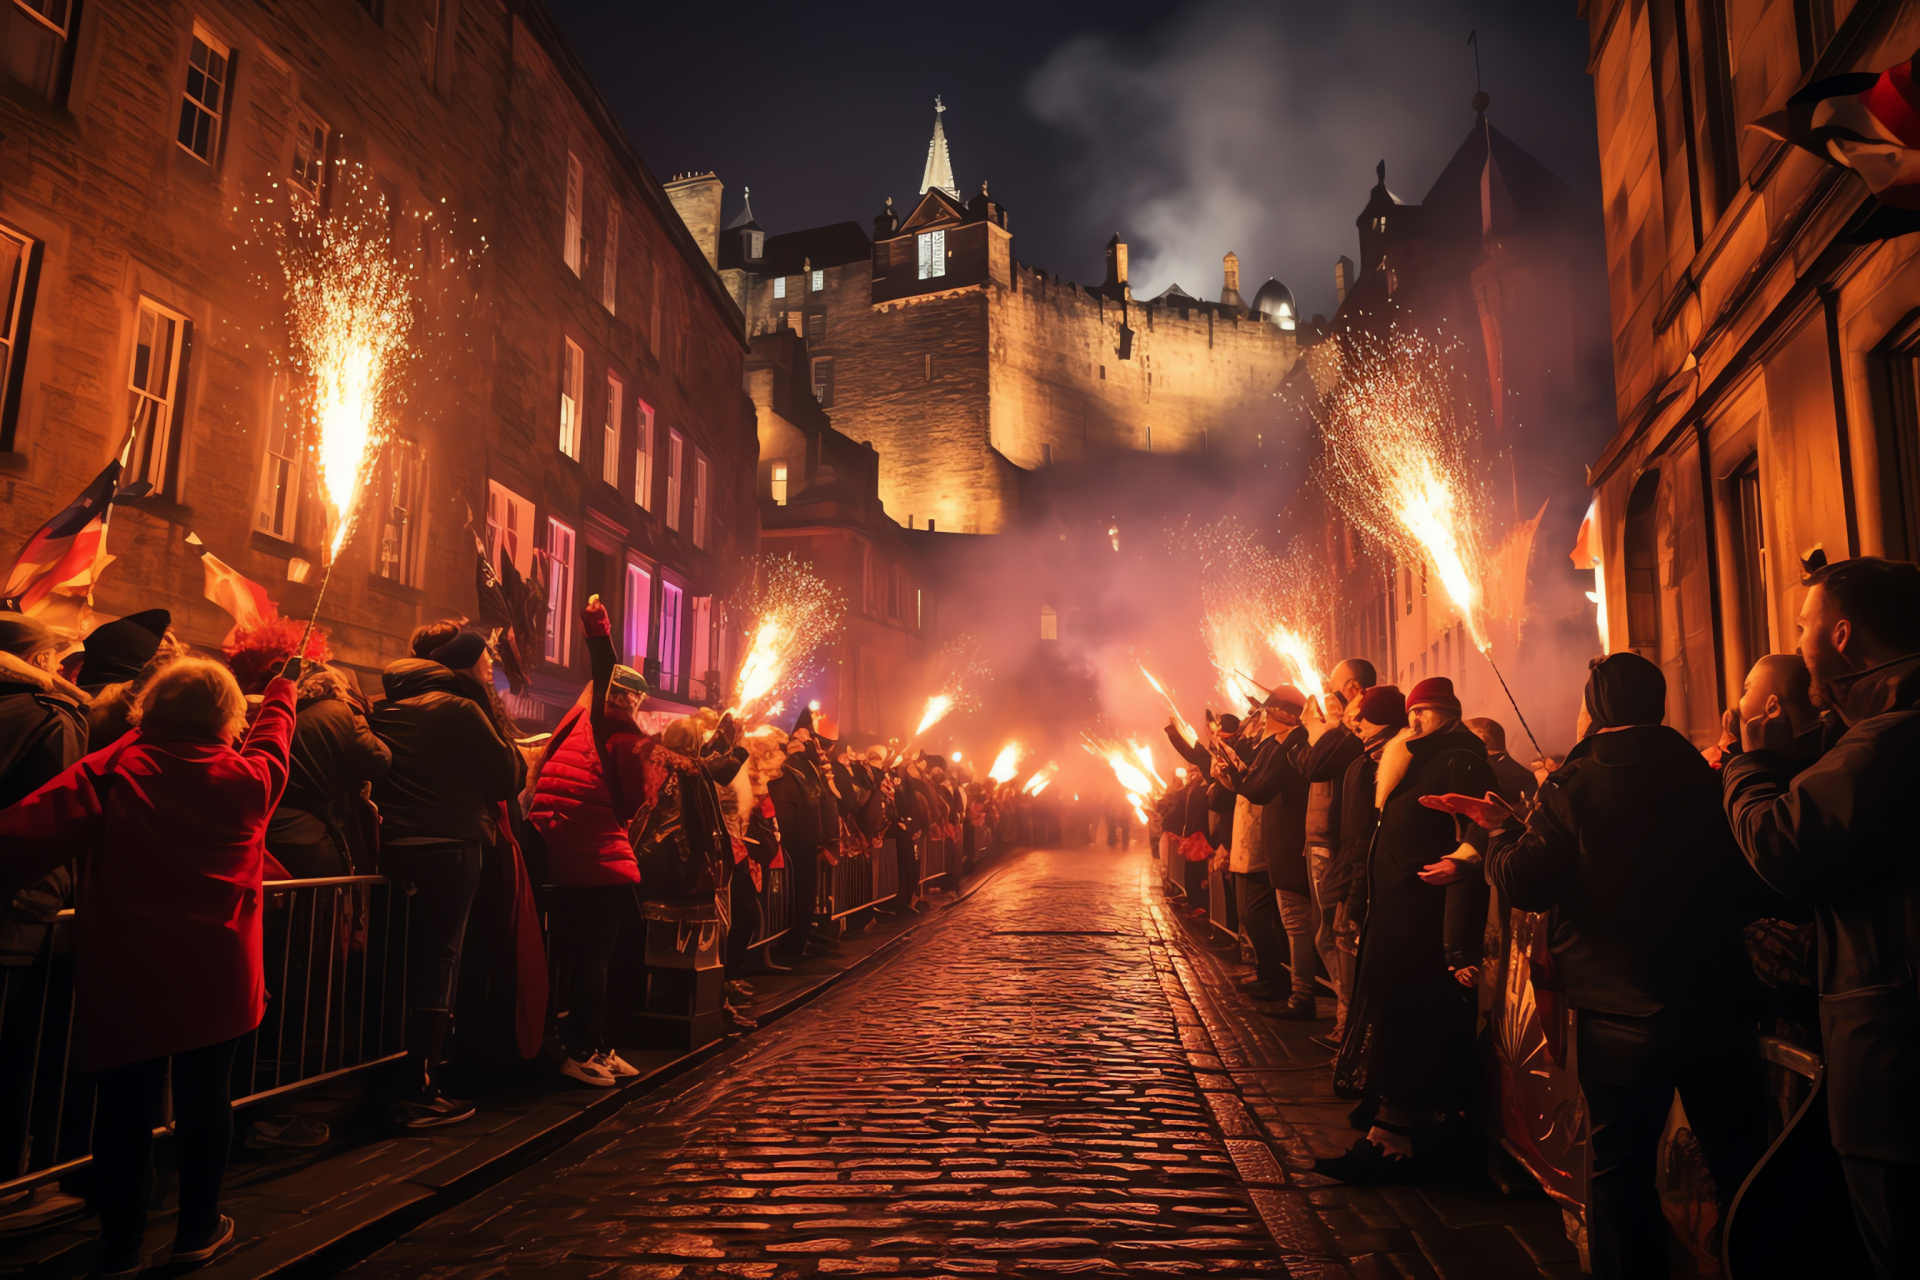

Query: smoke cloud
[1025,1,1597,316]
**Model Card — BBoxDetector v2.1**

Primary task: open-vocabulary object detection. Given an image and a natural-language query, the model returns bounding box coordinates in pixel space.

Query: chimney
[1334,255,1355,304]
[1220,251,1247,309]
[663,172,723,270]
[1104,233,1128,294]
[873,194,898,242]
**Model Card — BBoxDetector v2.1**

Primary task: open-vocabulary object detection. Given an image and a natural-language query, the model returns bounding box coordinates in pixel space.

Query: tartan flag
[1752,50,1920,240]
[0,460,121,615]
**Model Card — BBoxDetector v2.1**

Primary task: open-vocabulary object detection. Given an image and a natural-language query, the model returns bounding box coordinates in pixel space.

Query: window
[602,373,622,487]
[665,429,683,530]
[810,268,823,292]
[6,0,77,103]
[623,558,652,663]
[773,276,786,299]
[558,337,582,458]
[693,451,709,549]
[690,595,712,699]
[811,356,833,407]
[806,313,825,345]
[254,374,299,540]
[177,27,232,164]
[485,478,534,575]
[600,204,618,313]
[0,224,38,451]
[658,579,683,690]
[1624,471,1661,653]
[916,229,946,280]
[747,230,764,259]
[125,299,187,495]
[289,107,328,196]
[562,151,583,274]
[770,461,788,506]
[422,0,445,83]
[544,517,575,664]
[373,437,425,585]
[635,400,654,509]
[1040,603,1058,641]
[1732,457,1770,670]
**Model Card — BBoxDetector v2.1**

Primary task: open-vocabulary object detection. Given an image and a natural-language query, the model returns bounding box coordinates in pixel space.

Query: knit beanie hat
[1583,652,1666,730]
[1355,684,1408,730]
[430,630,488,671]
[1405,676,1461,717]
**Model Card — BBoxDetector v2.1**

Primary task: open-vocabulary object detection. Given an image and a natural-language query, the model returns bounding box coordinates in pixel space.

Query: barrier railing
[816,844,901,922]
[919,831,952,885]
[751,863,792,950]
[0,877,409,1198]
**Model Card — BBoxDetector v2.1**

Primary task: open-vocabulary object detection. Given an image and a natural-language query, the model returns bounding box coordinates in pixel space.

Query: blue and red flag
[0,460,121,615]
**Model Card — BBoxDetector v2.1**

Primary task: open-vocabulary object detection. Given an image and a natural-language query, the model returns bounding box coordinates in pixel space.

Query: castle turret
[1220,251,1246,310]
[1104,233,1128,298]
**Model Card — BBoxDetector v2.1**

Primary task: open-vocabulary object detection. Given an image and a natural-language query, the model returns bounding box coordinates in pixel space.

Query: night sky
[546,0,1600,321]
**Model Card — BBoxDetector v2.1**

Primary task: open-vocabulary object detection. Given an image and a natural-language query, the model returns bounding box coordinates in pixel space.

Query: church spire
[920,96,959,200]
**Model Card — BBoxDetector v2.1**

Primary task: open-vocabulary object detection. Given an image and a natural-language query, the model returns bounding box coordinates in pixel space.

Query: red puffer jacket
[528,712,640,887]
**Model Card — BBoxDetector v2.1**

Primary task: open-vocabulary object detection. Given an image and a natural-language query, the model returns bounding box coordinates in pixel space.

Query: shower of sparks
[1267,625,1325,700]
[1320,329,1492,652]
[1083,731,1160,821]
[1139,663,1198,742]
[1021,763,1056,796]
[916,694,954,736]
[914,634,991,738]
[1130,740,1166,790]
[729,555,845,721]
[278,184,414,558]
[987,742,1024,784]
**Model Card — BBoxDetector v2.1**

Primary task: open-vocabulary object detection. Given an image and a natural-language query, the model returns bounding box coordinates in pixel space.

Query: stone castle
[666,100,1304,534]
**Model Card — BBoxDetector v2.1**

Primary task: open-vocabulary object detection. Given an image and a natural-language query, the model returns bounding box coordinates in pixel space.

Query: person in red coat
[527,597,651,1087]
[0,653,297,1275]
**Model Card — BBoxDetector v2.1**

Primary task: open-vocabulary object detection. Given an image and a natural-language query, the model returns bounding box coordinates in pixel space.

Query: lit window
[773,276,786,299]
[254,374,300,540]
[1040,604,1058,641]
[376,437,426,586]
[289,107,328,196]
[916,229,946,280]
[558,337,582,458]
[602,373,622,487]
[485,478,533,576]
[810,268,823,292]
[125,299,186,496]
[601,204,618,313]
[6,0,76,103]
[623,558,652,662]
[635,400,654,509]
[0,224,38,452]
[177,26,231,164]
[544,517,575,664]
[658,579,684,690]
[665,428,683,530]
[563,152,583,274]
[770,461,788,506]
[693,451,709,549]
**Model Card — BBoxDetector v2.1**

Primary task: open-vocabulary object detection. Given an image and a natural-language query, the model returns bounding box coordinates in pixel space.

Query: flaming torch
[1021,762,1056,796]
[281,185,415,657]
[729,555,844,723]
[1139,663,1198,743]
[1267,625,1325,701]
[916,694,954,736]
[987,742,1024,786]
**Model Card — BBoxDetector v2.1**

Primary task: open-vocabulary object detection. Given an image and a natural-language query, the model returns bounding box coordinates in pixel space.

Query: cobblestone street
[351,847,1576,1278]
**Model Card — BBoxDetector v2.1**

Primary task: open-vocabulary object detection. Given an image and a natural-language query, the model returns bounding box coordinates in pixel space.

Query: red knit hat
[1354,684,1408,729]
[1405,676,1461,717]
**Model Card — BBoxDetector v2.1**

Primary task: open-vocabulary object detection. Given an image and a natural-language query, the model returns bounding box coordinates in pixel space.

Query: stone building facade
[1580,0,1920,742]
[671,107,1304,535]
[0,0,757,726]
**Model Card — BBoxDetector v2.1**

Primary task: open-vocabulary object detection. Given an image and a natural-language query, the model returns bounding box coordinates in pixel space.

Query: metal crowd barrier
[919,831,952,885]
[0,876,409,1198]
[816,842,902,922]
[750,863,792,950]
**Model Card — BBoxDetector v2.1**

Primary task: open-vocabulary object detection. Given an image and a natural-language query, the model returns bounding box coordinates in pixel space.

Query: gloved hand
[583,593,611,638]
[278,655,305,682]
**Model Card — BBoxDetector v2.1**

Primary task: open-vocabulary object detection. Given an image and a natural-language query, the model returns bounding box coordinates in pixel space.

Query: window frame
[635,399,655,510]
[811,355,833,407]
[770,460,788,506]
[658,577,684,692]
[0,222,40,453]
[485,477,534,577]
[665,428,683,531]
[373,436,426,586]
[177,24,233,166]
[544,516,576,665]
[562,151,583,275]
[810,268,823,292]
[602,372,622,488]
[254,371,300,541]
[600,202,618,313]
[692,449,709,549]
[916,229,946,280]
[623,556,653,664]
[558,336,583,459]
[772,276,786,299]
[7,0,78,104]
[288,105,330,199]
[124,297,189,497]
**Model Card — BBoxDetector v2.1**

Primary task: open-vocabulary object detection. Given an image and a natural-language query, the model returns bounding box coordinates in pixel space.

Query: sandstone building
[1580,0,1920,741]
[668,103,1305,535]
[0,0,757,728]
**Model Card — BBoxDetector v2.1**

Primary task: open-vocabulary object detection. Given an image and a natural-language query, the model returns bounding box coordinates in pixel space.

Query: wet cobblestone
[353,849,1288,1277]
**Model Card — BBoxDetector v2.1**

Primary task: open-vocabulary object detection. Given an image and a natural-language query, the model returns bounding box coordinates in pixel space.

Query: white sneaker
[559,1055,616,1087]
[594,1050,641,1078]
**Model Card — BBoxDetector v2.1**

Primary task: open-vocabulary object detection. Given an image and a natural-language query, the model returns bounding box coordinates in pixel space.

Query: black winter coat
[768,767,821,854]
[368,660,521,846]
[267,691,391,874]
[0,680,86,964]
[1487,724,1758,1019]
[1233,725,1311,892]
[1723,654,1920,1162]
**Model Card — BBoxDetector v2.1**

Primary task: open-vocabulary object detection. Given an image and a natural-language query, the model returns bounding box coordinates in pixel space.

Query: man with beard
[1461,653,1766,1279]
[1322,676,1495,1183]
[1722,556,1920,1278]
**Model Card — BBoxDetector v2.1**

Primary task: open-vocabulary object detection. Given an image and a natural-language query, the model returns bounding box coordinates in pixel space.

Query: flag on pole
[0,460,121,615]
[1751,50,1920,240]
[199,546,276,640]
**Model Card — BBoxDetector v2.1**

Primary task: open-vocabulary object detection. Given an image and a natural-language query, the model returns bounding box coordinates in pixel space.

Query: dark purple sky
[546,0,1599,320]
